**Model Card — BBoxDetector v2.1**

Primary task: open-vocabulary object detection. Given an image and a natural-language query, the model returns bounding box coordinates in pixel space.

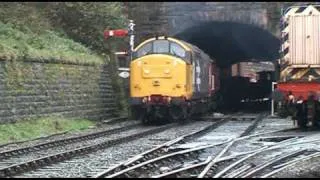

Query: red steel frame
[277,82,320,101]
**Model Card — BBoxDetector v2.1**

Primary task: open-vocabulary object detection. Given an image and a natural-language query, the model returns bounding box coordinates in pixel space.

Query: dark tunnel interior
[174,22,281,112]
[174,21,280,68]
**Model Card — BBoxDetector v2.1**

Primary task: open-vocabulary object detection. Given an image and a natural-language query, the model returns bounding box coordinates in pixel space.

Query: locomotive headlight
[142,97,147,103]
[144,69,150,74]
[167,97,171,103]
[164,69,170,74]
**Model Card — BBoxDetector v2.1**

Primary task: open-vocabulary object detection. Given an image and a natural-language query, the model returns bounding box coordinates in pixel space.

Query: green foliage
[0,2,129,114]
[0,2,129,64]
[0,2,54,34]
[107,53,129,116]
[0,116,95,145]
[0,21,104,65]
[47,2,128,54]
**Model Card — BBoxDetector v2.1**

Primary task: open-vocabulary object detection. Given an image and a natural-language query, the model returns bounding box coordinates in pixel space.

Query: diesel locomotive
[129,36,220,124]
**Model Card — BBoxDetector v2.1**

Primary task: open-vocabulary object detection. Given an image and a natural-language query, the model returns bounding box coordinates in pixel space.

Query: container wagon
[275,4,320,128]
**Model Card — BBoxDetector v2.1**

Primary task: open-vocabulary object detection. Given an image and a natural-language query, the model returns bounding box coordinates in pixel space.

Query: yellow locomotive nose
[130,54,189,98]
[152,80,160,86]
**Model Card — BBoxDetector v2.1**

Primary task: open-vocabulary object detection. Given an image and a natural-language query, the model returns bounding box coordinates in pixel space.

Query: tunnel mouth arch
[173,21,281,113]
[173,21,281,68]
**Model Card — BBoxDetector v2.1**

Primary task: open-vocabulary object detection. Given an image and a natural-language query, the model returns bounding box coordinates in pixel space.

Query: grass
[0,21,106,65]
[0,116,96,145]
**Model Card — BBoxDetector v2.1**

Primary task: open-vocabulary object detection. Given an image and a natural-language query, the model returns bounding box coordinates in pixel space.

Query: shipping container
[257,71,275,81]
[284,5,320,66]
[280,4,320,83]
[231,61,274,82]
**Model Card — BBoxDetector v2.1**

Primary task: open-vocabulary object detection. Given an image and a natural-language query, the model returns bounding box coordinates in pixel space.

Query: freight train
[220,71,274,112]
[274,4,320,128]
[129,36,220,124]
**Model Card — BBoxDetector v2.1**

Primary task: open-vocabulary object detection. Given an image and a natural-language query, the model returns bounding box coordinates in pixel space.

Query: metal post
[128,20,135,62]
[271,82,277,117]
[127,20,135,119]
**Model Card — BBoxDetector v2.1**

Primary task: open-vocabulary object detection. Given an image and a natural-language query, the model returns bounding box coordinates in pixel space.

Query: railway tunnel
[174,21,281,112]
[125,2,287,113]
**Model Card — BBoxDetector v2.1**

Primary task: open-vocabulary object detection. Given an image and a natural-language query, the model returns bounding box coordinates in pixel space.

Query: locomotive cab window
[153,40,169,53]
[170,42,187,60]
[136,42,152,57]
[133,39,191,64]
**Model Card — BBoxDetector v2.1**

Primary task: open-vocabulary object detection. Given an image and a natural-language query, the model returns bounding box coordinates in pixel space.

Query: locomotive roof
[134,36,215,63]
[178,39,214,63]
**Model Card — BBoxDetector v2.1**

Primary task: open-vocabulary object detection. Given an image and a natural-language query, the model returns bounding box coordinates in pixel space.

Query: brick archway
[174,21,280,68]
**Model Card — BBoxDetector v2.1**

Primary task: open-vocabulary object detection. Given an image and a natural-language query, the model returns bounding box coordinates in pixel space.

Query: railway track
[156,132,320,178]
[0,120,179,177]
[13,118,225,178]
[0,121,139,161]
[218,136,320,178]
[148,133,320,178]
[93,113,320,178]
[0,116,129,152]
[3,112,315,178]
[92,117,230,178]
[93,113,266,178]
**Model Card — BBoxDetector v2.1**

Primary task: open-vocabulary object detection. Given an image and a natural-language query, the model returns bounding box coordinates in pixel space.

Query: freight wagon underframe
[272,81,320,129]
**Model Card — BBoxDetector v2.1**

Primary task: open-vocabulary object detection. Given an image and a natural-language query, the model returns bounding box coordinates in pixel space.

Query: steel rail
[214,137,320,178]
[93,118,229,178]
[152,126,302,178]
[98,113,263,178]
[97,113,304,178]
[106,141,231,178]
[156,131,310,178]
[197,113,265,178]
[213,136,301,178]
[239,149,307,178]
[198,141,235,178]
[0,122,140,160]
[151,149,260,178]
[261,152,320,178]
[225,164,253,178]
[0,123,176,178]
[151,114,277,178]
[0,116,129,149]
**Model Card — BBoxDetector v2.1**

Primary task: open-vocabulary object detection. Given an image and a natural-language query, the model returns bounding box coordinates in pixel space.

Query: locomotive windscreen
[133,39,191,63]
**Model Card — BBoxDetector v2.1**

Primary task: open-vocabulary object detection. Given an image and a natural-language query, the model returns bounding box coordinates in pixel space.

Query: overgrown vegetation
[48,2,128,54]
[0,2,128,64]
[46,2,130,113]
[108,53,129,116]
[0,2,129,113]
[0,116,95,144]
[0,22,104,65]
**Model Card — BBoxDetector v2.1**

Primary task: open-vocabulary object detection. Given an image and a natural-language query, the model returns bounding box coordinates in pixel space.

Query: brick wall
[127,2,316,43]
[0,60,118,123]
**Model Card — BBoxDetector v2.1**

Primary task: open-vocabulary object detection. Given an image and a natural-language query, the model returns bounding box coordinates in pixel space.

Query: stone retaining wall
[0,60,117,123]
